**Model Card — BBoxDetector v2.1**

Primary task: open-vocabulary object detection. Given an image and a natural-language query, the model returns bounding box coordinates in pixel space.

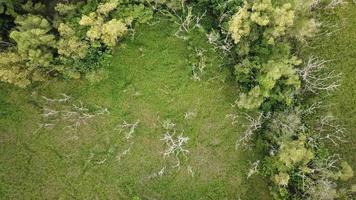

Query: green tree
[0,51,46,88]
[79,1,128,47]
[10,14,56,68]
[228,0,317,110]
[0,0,19,17]
[0,14,55,87]
[0,51,30,88]
[57,23,89,59]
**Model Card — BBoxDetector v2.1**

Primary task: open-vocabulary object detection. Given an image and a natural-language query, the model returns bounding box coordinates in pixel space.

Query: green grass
[302,2,356,184]
[0,18,270,199]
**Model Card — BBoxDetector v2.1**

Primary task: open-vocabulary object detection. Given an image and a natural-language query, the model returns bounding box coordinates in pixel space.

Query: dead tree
[40,94,109,133]
[160,120,190,169]
[298,57,341,94]
[247,160,260,179]
[191,48,207,81]
[158,6,206,40]
[315,115,346,146]
[236,112,265,149]
[115,120,140,140]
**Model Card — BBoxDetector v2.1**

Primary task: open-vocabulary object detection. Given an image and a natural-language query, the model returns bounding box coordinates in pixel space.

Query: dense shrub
[260,111,354,199]
[227,0,318,110]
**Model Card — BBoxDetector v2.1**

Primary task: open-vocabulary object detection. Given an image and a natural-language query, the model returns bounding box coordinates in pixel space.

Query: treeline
[218,0,354,199]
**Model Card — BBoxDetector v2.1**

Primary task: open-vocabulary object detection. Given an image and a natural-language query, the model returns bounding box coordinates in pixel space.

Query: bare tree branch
[236,112,266,149]
[160,120,190,169]
[298,57,341,94]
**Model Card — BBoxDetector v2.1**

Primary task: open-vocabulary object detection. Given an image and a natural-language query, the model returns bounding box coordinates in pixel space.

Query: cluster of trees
[0,0,153,87]
[263,111,354,199]
[228,0,317,111]
[220,0,354,199]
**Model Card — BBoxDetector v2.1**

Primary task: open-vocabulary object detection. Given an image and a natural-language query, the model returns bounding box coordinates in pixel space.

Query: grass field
[302,1,356,184]
[1,3,355,199]
[0,18,270,199]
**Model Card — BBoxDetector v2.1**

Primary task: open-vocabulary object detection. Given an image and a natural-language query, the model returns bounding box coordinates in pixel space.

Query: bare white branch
[299,101,323,116]
[116,120,140,140]
[325,0,346,9]
[298,57,341,94]
[225,113,239,125]
[116,145,132,161]
[160,120,190,169]
[247,160,260,179]
[315,19,345,38]
[206,30,234,55]
[191,48,207,81]
[146,166,167,180]
[236,112,266,149]
[40,94,109,133]
[187,165,194,177]
[184,111,196,120]
[158,6,206,40]
[42,93,71,103]
[315,115,346,146]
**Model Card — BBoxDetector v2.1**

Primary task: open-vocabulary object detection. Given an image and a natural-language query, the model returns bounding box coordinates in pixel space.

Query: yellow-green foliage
[236,56,301,109]
[225,0,351,199]
[113,3,154,25]
[237,86,264,110]
[0,51,30,88]
[273,172,290,186]
[229,0,315,45]
[263,3,295,44]
[271,136,314,186]
[97,0,119,16]
[57,23,89,59]
[0,0,18,17]
[101,19,127,46]
[10,14,56,68]
[0,51,46,88]
[55,3,77,16]
[0,14,54,87]
[21,0,46,14]
[334,161,354,181]
[265,110,354,198]
[228,3,251,43]
[144,0,185,10]
[277,136,314,169]
[229,0,318,110]
[0,0,142,87]
[79,1,128,47]
[352,184,356,193]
